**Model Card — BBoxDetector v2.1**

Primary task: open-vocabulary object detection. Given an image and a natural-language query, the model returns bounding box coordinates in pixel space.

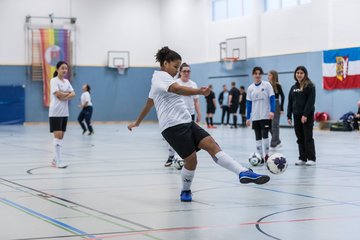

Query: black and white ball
[248,152,262,166]
[173,159,184,170]
[266,153,288,174]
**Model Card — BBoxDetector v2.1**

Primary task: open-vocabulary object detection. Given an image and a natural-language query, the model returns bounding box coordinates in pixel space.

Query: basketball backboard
[220,36,247,61]
[107,51,129,68]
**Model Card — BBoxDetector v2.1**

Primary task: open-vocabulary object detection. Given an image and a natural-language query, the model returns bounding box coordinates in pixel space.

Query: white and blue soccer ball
[248,152,262,166]
[266,153,288,174]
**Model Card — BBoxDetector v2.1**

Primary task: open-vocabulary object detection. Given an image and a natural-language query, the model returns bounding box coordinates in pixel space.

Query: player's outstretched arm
[169,82,210,97]
[128,98,154,131]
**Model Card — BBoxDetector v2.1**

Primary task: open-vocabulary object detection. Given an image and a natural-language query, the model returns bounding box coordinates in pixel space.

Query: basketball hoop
[116,65,126,75]
[223,57,239,70]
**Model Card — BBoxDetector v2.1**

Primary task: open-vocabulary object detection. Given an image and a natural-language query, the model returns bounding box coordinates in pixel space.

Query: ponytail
[53,61,68,78]
[155,47,181,67]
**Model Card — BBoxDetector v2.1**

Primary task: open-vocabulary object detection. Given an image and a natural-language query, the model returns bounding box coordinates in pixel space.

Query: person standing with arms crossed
[268,70,285,148]
[128,47,270,202]
[49,61,75,168]
[78,84,94,135]
[246,67,275,164]
[287,66,316,166]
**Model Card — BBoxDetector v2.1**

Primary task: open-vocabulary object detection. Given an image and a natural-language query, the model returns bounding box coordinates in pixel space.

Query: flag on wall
[322,47,360,90]
[39,29,71,106]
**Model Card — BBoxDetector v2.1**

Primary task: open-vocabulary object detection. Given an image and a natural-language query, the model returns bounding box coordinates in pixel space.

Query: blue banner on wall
[0,86,25,124]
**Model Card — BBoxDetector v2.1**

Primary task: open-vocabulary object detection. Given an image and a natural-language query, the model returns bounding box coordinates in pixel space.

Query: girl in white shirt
[128,47,270,202]
[78,84,94,135]
[49,61,75,168]
[246,66,275,164]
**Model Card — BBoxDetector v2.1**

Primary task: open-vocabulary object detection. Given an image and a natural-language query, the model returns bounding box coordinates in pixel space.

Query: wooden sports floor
[0,123,359,240]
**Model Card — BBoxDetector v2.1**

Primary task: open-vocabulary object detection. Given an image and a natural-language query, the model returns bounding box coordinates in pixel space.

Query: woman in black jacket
[287,66,316,166]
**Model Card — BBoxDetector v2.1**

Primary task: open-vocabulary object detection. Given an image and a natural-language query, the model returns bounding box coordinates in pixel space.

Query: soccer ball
[248,152,262,166]
[266,153,288,174]
[173,159,184,170]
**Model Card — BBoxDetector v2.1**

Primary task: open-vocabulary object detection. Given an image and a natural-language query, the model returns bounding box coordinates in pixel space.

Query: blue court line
[0,197,97,239]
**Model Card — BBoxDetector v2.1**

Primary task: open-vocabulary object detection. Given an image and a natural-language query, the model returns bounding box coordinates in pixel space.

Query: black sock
[233,115,237,127]
[206,117,209,126]
[210,117,213,126]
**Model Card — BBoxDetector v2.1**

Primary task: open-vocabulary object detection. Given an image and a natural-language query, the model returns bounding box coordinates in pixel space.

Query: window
[212,0,253,21]
[282,0,298,8]
[213,0,227,21]
[264,0,312,12]
[266,0,280,11]
[243,0,253,16]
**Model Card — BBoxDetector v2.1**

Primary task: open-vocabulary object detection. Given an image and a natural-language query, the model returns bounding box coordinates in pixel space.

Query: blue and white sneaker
[239,169,270,184]
[180,190,192,202]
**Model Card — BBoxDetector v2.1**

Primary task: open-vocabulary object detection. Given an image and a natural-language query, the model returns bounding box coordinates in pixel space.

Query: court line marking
[12,213,360,240]
[0,197,96,239]
[0,178,153,230]
[0,179,164,240]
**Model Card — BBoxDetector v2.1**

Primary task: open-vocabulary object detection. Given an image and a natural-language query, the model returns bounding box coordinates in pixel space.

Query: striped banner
[322,47,360,90]
[39,29,71,106]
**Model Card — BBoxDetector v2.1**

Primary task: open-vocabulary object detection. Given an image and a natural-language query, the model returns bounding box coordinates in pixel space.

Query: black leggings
[78,106,93,133]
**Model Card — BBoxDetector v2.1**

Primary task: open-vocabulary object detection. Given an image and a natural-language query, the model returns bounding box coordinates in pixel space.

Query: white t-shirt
[81,91,92,107]
[175,78,198,115]
[148,71,192,132]
[49,77,74,117]
[246,81,274,121]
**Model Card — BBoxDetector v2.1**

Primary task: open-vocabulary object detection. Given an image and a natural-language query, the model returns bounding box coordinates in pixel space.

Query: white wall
[1,0,360,66]
[160,0,209,64]
[72,0,162,66]
[0,0,162,66]
[205,0,360,61]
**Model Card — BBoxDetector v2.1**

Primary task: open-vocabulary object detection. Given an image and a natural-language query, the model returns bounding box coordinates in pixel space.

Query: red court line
[87,215,360,239]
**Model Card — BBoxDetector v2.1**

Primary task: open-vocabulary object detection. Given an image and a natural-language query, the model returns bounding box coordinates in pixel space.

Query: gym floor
[0,123,359,240]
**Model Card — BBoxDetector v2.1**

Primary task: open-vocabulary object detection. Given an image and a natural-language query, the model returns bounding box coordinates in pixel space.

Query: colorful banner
[39,29,71,106]
[322,47,360,90]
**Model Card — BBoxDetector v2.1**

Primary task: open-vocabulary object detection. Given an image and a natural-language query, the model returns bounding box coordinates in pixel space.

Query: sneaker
[259,155,268,165]
[180,190,192,202]
[51,159,68,168]
[82,130,87,135]
[295,160,306,166]
[211,125,217,129]
[239,169,270,184]
[164,156,174,167]
[88,131,94,135]
[56,162,69,168]
[305,160,316,166]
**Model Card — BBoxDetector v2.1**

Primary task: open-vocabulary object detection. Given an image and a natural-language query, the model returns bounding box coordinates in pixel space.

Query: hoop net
[116,65,126,75]
[223,57,239,70]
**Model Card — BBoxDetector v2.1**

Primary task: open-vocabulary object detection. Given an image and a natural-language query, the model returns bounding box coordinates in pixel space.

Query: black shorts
[230,103,239,113]
[162,122,210,159]
[206,106,215,114]
[49,117,68,132]
[252,119,271,130]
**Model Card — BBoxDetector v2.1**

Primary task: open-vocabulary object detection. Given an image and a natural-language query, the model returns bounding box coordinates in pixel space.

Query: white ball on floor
[173,159,184,170]
[248,152,262,166]
[266,153,288,174]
